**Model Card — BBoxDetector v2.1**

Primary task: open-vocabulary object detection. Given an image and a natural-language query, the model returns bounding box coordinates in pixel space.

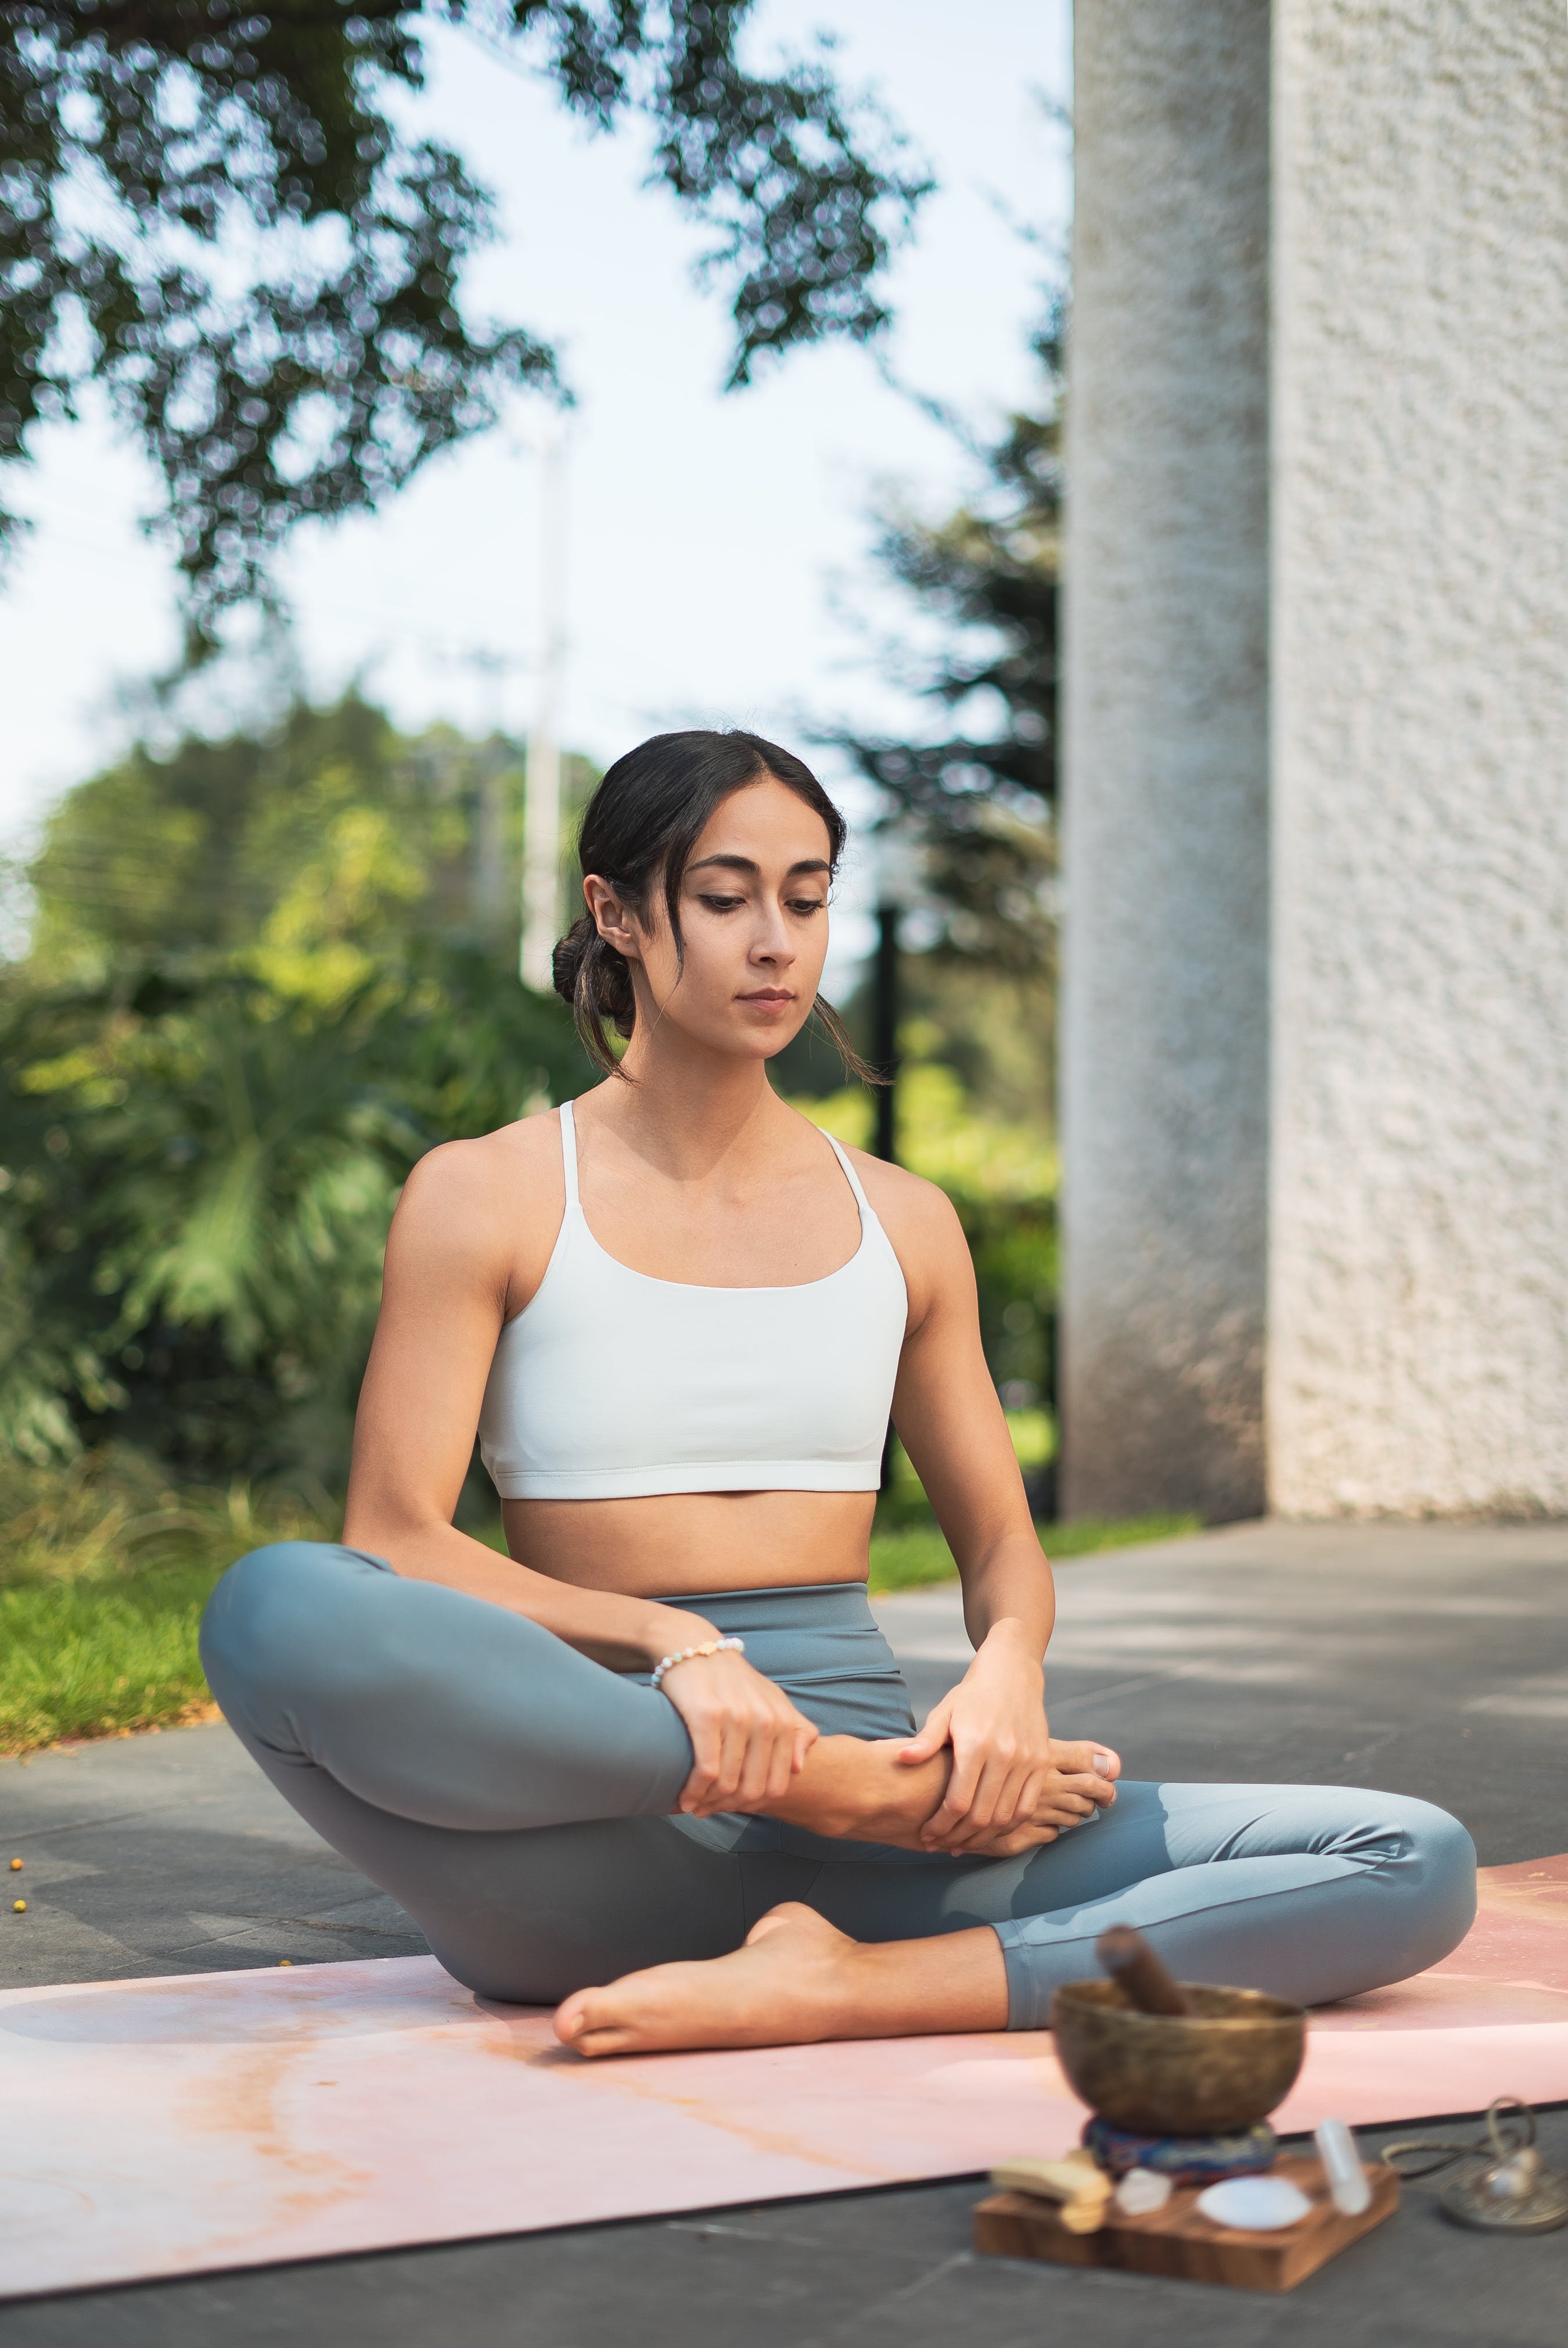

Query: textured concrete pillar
[1063,0,1568,1523]
[1060,1,1271,1523]
[1268,2,1568,1514]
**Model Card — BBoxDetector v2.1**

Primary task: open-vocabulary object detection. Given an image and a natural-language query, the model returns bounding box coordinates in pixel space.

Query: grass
[0,1452,329,1755]
[0,1451,1200,1757]
[1,1570,229,1754]
[867,1512,1200,1596]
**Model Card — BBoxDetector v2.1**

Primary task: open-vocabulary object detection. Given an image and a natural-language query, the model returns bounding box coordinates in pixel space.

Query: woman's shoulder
[830,1140,958,1232]
[801,1125,966,1270]
[403,1104,563,1197]
[389,1105,569,1273]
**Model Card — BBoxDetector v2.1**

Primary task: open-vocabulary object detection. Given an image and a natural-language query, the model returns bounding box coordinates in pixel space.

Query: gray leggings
[200,1546,1477,2026]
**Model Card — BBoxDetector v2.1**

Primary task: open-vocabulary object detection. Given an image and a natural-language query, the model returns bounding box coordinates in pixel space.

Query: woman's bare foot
[553,1902,1008,2057]
[765,1733,1121,1853]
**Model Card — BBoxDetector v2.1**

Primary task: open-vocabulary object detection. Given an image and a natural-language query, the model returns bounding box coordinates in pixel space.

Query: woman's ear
[583,874,641,964]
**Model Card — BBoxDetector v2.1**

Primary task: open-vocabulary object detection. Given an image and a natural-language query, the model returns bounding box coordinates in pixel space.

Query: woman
[202,730,1475,2057]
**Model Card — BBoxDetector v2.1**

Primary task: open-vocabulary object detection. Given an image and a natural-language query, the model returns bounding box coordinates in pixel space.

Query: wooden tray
[974,2155,1399,2293]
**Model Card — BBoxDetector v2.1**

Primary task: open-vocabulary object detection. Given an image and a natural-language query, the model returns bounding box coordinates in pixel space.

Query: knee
[200,1542,382,1713]
[1359,1793,1477,1970]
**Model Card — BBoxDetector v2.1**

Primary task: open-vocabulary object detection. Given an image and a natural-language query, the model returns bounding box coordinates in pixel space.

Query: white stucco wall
[1268,0,1568,1514]
[1060,0,1271,1522]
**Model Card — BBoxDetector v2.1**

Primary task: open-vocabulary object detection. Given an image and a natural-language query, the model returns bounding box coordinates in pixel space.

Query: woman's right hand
[930,1742,1120,1859]
[657,1647,820,1816]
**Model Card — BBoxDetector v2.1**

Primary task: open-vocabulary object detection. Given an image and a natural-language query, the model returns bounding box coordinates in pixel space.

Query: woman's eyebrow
[687,854,832,877]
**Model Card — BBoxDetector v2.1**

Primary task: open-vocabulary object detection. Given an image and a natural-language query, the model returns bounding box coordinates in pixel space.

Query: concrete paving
[3,1518,1566,2343]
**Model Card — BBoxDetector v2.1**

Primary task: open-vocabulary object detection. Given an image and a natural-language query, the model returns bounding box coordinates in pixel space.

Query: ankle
[782,1735,948,1846]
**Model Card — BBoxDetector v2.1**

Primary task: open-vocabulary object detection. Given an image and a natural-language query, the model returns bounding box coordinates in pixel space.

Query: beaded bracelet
[649,1634,745,1692]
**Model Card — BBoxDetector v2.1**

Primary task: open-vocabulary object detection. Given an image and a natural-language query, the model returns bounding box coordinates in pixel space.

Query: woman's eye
[788,898,826,917]
[699,894,746,912]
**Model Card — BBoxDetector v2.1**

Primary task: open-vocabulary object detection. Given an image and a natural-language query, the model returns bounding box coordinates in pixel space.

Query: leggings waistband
[651,1581,877,1634]
[631,1581,909,1726]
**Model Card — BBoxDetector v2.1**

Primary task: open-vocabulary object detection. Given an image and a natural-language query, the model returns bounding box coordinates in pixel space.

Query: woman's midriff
[499,1488,878,1598]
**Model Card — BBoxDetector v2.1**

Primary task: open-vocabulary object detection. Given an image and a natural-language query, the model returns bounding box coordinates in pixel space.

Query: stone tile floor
[3,1518,1566,2344]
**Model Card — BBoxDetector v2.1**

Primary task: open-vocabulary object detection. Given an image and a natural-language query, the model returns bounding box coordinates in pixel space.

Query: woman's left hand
[896,1626,1120,1852]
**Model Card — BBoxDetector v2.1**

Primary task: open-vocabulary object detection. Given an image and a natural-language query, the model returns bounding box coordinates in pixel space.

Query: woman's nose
[752,917,795,964]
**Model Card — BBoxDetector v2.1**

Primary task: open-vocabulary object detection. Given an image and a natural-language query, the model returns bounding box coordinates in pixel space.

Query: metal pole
[521,429,567,991]
[464,649,510,937]
[872,899,900,1162]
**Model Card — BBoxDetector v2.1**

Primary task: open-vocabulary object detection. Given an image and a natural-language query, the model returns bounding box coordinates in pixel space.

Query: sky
[0,0,1071,964]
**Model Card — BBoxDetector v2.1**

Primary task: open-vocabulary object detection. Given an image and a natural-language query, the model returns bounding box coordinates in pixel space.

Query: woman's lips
[739,990,793,1005]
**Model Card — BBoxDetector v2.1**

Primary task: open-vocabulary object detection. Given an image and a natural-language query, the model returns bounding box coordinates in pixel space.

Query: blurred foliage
[2,681,1066,1531]
[818,309,1062,975]
[1,691,592,1482]
[1,1,926,654]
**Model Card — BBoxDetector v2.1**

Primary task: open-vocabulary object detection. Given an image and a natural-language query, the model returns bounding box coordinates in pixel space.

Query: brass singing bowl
[1049,1980,1307,2136]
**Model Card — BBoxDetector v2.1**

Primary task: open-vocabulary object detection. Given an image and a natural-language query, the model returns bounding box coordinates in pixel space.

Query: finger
[738,1718,782,1810]
[957,1746,1019,1833]
[939,1739,983,1822]
[947,1760,1045,1852]
[715,1713,753,1810]
[678,1727,721,1814]
[691,1715,741,1814]
[765,1729,797,1805]
[1010,1765,1056,1828]
[990,1760,1040,1831]
[921,1765,1001,1850]
[896,1710,951,1765]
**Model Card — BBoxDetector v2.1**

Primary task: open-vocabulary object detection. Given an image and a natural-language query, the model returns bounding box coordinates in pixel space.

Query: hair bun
[551,915,595,1006]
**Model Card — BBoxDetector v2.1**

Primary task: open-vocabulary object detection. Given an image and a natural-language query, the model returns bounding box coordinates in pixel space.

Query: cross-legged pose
[202,730,1476,2056]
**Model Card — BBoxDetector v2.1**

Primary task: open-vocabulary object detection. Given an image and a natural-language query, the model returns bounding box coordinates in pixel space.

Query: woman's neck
[584,1037,789,1184]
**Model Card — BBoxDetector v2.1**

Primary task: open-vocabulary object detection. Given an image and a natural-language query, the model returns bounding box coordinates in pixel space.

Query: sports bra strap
[562,1100,867,1224]
[824,1130,873,1218]
[558,1098,581,1208]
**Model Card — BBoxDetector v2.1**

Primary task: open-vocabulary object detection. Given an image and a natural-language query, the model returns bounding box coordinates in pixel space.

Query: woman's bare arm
[874,1166,1056,1654]
[861,1157,1115,1850]
[343,1126,711,1670]
[344,1114,821,1808]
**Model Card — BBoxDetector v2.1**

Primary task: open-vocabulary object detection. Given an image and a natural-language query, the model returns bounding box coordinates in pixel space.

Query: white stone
[1113,2167,1173,2216]
[1196,2175,1312,2231]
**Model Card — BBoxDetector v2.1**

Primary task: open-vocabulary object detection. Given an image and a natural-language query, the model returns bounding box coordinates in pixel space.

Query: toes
[1052,1738,1121,1784]
[553,1992,591,2045]
[573,2026,634,2059]
[555,1992,645,2059]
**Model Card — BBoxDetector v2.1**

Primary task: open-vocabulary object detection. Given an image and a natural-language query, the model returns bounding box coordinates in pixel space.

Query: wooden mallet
[1096,1924,1193,2016]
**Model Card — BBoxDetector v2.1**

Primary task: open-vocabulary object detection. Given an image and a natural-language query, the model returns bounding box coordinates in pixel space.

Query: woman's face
[587,778,833,1065]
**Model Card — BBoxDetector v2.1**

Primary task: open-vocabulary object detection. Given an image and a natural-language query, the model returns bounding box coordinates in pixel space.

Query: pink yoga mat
[3,1855,1565,2301]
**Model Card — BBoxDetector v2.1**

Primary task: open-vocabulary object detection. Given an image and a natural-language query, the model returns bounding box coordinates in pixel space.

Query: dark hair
[552,729,877,1084]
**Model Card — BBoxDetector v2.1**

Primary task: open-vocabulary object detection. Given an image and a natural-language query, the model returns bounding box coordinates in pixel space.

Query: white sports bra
[477,1100,909,1499]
